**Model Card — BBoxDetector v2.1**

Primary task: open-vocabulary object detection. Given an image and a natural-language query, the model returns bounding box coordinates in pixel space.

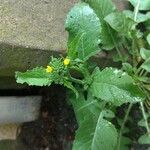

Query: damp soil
[18,86,77,150]
[0,86,76,150]
[16,85,77,150]
[0,86,149,150]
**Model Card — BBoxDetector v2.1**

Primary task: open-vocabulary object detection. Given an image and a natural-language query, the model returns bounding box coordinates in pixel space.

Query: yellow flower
[63,58,70,66]
[46,66,53,73]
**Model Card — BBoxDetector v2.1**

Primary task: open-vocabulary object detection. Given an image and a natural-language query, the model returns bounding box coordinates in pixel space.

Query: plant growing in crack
[16,0,150,149]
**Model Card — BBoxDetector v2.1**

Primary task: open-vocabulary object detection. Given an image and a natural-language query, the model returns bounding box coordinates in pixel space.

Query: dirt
[0,86,76,150]
[17,85,77,150]
[0,86,149,150]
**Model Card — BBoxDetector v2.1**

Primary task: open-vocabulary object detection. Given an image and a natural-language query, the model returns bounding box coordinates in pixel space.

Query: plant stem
[67,72,83,85]
[106,24,123,61]
[139,69,145,77]
[132,39,137,67]
[140,102,150,135]
[132,0,140,67]
[117,103,133,150]
[134,0,141,22]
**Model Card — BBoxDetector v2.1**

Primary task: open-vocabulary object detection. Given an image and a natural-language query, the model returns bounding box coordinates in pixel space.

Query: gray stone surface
[0,0,77,51]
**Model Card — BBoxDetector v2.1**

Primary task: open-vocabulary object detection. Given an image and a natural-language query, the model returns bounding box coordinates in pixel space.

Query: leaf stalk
[117,103,133,150]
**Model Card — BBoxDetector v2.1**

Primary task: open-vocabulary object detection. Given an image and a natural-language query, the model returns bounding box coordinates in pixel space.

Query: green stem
[132,0,141,67]
[134,0,141,22]
[140,102,150,135]
[106,23,123,62]
[141,84,150,100]
[136,66,142,75]
[132,39,137,67]
[117,103,133,150]
[68,73,83,84]
[139,69,145,77]
[142,71,148,77]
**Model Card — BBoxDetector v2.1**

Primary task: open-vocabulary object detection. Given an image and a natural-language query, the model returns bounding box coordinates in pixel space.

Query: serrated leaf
[128,0,150,11]
[147,34,150,45]
[15,67,52,86]
[123,10,149,23]
[104,12,135,35]
[138,134,150,144]
[140,48,150,60]
[73,112,118,150]
[65,2,101,61]
[90,68,145,106]
[82,0,120,50]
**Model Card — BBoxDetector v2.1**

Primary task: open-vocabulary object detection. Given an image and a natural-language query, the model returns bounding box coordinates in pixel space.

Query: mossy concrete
[0,0,128,88]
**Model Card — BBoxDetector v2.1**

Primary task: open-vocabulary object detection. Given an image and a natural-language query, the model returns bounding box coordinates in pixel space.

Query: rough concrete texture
[0,0,128,87]
[0,0,77,81]
[0,0,77,51]
[0,124,19,140]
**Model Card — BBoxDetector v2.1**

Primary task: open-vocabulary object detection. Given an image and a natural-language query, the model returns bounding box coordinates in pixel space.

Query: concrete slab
[0,0,77,51]
[0,0,77,79]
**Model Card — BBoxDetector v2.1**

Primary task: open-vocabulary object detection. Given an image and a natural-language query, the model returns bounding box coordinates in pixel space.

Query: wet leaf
[16,67,52,86]
[128,0,150,11]
[66,2,101,61]
[82,0,119,50]
[73,111,118,150]
[90,67,145,106]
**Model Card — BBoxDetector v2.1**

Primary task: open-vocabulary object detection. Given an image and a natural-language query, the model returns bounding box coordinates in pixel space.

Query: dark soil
[0,86,149,150]
[17,85,77,150]
[2,85,76,150]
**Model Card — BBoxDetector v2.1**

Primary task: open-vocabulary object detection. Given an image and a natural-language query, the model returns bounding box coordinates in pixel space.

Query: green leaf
[104,12,135,35]
[69,91,103,125]
[120,136,131,150]
[138,119,147,127]
[67,33,84,60]
[102,109,115,118]
[73,111,118,150]
[15,67,52,86]
[122,63,133,75]
[90,68,145,106]
[123,10,149,23]
[138,134,150,144]
[141,58,150,72]
[128,0,150,11]
[144,12,150,31]
[140,48,150,60]
[82,0,120,50]
[69,91,117,150]
[65,2,101,61]
[147,34,150,45]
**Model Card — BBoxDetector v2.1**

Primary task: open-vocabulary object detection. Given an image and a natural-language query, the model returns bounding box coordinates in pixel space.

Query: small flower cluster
[46,66,53,73]
[46,58,70,73]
